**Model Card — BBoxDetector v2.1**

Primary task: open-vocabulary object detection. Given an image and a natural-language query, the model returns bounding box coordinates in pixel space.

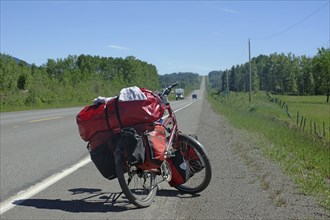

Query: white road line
[29,116,63,123]
[0,156,90,215]
[163,100,197,119]
[0,100,197,215]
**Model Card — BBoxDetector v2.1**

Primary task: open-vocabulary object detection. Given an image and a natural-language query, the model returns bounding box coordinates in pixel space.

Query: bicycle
[114,83,212,208]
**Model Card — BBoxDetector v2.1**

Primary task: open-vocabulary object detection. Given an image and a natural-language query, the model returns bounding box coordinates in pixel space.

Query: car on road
[192,94,197,99]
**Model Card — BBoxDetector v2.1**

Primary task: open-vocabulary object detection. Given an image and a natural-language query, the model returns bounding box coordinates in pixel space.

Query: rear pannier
[117,127,145,166]
[137,124,167,170]
[76,87,165,142]
[76,86,166,180]
[87,131,117,180]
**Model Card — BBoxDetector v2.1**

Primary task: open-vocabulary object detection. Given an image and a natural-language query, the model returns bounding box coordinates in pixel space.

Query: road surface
[1,77,328,219]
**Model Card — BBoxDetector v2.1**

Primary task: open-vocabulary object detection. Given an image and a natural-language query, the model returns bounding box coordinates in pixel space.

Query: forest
[0,54,199,111]
[208,48,330,101]
[159,72,201,90]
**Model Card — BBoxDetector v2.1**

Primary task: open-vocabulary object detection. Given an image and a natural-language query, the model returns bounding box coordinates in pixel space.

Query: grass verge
[208,91,330,210]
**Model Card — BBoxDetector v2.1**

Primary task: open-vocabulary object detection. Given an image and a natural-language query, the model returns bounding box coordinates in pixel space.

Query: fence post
[314,122,317,135]
[297,111,299,126]
[300,116,304,129]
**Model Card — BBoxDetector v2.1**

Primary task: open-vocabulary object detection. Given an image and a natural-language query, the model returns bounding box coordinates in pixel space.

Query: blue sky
[1,1,329,75]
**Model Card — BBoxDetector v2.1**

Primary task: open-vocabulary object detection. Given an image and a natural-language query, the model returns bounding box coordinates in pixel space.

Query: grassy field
[208,90,330,210]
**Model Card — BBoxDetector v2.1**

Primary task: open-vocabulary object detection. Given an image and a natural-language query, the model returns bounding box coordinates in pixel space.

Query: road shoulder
[176,98,329,219]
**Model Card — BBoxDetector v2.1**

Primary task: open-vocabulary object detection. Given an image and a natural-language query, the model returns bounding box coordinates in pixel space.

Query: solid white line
[29,116,63,123]
[0,100,197,215]
[0,156,91,215]
[174,101,197,113]
[163,100,197,119]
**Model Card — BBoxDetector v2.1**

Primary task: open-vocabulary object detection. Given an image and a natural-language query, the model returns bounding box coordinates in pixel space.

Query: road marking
[0,100,197,215]
[0,156,91,215]
[163,100,197,119]
[29,116,63,123]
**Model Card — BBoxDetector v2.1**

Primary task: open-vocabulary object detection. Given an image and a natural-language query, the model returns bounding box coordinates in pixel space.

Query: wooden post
[314,122,317,135]
[297,111,299,126]
[300,116,304,129]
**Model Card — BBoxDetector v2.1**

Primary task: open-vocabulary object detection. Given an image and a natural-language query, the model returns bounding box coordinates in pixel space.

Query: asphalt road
[0,79,205,219]
[2,77,327,219]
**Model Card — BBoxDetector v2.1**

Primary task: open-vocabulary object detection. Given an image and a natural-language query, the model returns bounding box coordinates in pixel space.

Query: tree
[312,48,330,101]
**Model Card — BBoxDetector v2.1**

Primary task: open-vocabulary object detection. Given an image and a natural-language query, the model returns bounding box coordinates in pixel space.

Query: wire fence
[267,95,329,144]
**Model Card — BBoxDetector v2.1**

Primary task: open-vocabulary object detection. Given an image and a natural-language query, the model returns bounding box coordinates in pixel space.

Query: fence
[268,95,329,142]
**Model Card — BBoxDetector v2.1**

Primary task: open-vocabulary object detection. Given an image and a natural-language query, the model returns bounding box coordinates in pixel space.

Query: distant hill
[0,53,31,66]
[12,56,32,66]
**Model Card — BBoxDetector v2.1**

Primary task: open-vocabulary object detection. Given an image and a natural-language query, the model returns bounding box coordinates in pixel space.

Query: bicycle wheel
[174,134,212,194]
[115,145,158,208]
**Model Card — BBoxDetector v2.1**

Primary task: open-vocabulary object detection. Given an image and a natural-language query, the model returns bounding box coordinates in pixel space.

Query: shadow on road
[13,188,132,213]
[157,189,201,198]
[13,187,199,212]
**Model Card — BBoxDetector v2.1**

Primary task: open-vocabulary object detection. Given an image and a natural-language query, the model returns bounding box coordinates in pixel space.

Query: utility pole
[226,70,229,98]
[249,38,252,102]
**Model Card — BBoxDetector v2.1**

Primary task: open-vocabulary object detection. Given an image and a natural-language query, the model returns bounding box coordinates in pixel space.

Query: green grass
[208,91,330,210]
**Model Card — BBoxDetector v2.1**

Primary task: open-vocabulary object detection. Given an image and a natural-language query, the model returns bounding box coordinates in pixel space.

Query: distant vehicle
[175,88,184,100]
[192,94,197,99]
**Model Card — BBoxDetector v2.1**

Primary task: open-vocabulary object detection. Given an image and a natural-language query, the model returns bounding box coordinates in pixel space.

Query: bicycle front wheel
[115,145,158,208]
[174,134,212,194]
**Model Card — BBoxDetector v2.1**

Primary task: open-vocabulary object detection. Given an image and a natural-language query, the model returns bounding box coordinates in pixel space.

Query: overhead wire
[251,1,329,41]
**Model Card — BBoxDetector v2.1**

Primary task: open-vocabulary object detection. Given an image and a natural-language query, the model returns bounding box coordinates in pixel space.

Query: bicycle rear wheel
[115,145,158,208]
[174,134,212,194]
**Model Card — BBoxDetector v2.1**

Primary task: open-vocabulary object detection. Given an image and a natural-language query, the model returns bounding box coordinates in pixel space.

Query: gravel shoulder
[176,97,329,219]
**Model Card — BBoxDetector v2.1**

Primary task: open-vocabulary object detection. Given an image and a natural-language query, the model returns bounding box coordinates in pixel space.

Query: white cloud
[107,45,129,50]
[218,7,239,15]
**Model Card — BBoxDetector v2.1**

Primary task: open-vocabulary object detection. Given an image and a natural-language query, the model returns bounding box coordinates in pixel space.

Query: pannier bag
[117,128,145,166]
[137,124,166,170]
[166,149,192,187]
[88,131,117,180]
[76,87,165,142]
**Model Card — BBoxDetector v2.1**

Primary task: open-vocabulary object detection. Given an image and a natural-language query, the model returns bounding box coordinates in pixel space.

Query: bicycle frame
[162,103,179,157]
[113,83,212,207]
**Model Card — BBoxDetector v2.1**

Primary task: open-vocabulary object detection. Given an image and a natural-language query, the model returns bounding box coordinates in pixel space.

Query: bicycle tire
[115,144,158,208]
[174,134,212,194]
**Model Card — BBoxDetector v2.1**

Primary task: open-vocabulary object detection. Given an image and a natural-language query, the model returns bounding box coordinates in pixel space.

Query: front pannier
[166,150,192,187]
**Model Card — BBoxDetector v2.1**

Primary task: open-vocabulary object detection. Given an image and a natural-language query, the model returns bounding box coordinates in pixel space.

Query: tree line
[159,72,201,90]
[0,54,202,111]
[0,54,160,110]
[209,48,330,101]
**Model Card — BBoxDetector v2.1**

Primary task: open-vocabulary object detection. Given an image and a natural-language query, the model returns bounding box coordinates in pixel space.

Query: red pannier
[76,88,165,142]
[137,124,167,170]
[166,149,192,186]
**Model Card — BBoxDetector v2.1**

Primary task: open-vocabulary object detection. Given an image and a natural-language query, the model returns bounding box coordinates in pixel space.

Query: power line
[252,2,329,41]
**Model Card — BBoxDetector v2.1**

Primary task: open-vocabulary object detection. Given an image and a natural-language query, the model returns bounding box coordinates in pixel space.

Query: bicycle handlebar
[160,82,179,97]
